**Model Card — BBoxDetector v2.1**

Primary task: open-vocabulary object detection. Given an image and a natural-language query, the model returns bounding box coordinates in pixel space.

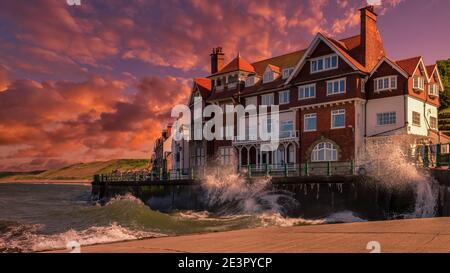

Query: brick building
[171,5,445,173]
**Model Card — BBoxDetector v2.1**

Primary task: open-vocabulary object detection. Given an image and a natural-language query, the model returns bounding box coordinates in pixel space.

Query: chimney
[359,5,385,71]
[210,47,225,74]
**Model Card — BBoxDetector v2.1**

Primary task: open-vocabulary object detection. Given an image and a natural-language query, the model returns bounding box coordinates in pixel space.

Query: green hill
[1,159,150,181]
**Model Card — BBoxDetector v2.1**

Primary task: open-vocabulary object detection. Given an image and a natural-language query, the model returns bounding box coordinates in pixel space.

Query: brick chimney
[359,6,385,71]
[210,47,225,74]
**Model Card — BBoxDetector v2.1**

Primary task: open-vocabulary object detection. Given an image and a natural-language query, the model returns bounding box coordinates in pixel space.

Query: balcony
[232,130,299,146]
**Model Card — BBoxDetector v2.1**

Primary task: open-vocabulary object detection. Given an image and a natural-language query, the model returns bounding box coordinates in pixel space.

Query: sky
[0,0,449,171]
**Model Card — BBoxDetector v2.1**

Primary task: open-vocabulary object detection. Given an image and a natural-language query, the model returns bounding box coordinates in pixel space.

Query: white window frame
[279,90,290,105]
[430,116,438,130]
[310,54,338,74]
[280,120,294,138]
[311,142,338,162]
[298,83,316,100]
[331,109,346,129]
[412,111,421,127]
[376,112,397,126]
[261,93,274,106]
[374,76,397,92]
[429,83,439,97]
[304,113,317,132]
[282,67,294,79]
[413,76,425,91]
[327,78,346,96]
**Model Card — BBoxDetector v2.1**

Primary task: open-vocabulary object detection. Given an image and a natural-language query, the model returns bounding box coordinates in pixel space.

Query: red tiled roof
[251,50,305,76]
[340,35,361,51]
[267,64,281,73]
[426,65,436,78]
[212,54,255,75]
[396,56,421,76]
[194,78,211,98]
[325,35,368,73]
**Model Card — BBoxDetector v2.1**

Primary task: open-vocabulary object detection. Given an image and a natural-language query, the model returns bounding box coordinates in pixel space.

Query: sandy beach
[49,217,450,253]
[0,179,92,185]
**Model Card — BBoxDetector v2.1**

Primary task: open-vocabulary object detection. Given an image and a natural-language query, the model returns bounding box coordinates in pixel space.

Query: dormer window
[245,75,259,87]
[429,84,439,97]
[311,54,338,73]
[282,67,294,79]
[263,71,274,83]
[374,76,397,92]
[413,76,425,91]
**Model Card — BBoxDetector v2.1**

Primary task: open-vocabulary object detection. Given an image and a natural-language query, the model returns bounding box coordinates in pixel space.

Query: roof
[267,64,281,73]
[396,56,422,76]
[212,54,255,76]
[325,35,368,73]
[426,65,437,78]
[251,50,305,76]
[193,78,212,98]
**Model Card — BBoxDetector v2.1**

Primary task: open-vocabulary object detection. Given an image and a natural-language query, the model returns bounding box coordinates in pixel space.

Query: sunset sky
[0,0,449,171]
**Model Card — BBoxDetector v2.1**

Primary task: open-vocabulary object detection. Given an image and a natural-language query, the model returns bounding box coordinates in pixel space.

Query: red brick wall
[299,103,356,163]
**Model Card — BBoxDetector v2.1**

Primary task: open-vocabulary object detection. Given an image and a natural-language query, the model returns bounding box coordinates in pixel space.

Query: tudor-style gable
[367,58,409,100]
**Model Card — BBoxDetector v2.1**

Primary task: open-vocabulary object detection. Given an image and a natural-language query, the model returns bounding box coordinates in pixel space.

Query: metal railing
[94,161,356,183]
[417,143,450,168]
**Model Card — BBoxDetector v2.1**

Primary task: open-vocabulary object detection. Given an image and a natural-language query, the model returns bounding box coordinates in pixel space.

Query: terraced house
[171,5,445,175]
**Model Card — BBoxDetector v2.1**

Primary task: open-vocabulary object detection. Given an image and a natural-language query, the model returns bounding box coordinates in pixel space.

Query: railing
[94,161,356,183]
[417,143,450,168]
[232,131,299,145]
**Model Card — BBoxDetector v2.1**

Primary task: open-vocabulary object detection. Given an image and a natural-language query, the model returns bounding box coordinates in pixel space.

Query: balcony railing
[232,130,299,145]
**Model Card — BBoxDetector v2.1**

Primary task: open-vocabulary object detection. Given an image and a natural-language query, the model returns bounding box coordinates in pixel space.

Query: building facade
[167,5,445,174]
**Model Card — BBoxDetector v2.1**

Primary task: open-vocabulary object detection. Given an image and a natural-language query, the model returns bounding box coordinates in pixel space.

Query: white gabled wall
[406,96,438,136]
[366,95,406,137]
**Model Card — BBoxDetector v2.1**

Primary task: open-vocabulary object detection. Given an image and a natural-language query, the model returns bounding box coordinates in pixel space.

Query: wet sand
[50,217,450,253]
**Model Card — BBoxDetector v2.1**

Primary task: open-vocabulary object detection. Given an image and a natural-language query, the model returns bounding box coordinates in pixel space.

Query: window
[429,84,439,96]
[304,113,317,132]
[298,84,316,100]
[361,78,366,93]
[219,147,234,165]
[263,71,274,83]
[374,76,397,92]
[377,112,396,126]
[311,142,338,162]
[279,90,290,104]
[261,93,274,105]
[266,117,272,133]
[311,54,338,73]
[280,121,294,138]
[192,146,205,166]
[327,78,346,95]
[430,116,438,130]
[412,111,421,127]
[245,76,258,87]
[282,67,294,79]
[413,76,425,91]
[331,109,345,129]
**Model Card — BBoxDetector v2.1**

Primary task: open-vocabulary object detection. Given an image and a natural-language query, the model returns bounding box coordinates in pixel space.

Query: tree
[438,59,450,110]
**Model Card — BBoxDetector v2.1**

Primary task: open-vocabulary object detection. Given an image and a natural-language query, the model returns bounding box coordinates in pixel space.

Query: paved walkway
[53,217,450,253]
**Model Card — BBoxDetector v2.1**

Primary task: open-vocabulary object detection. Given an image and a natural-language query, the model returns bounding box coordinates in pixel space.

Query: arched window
[311,142,337,162]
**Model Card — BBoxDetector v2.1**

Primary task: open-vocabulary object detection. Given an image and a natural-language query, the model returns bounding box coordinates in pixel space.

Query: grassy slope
[1,159,149,181]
